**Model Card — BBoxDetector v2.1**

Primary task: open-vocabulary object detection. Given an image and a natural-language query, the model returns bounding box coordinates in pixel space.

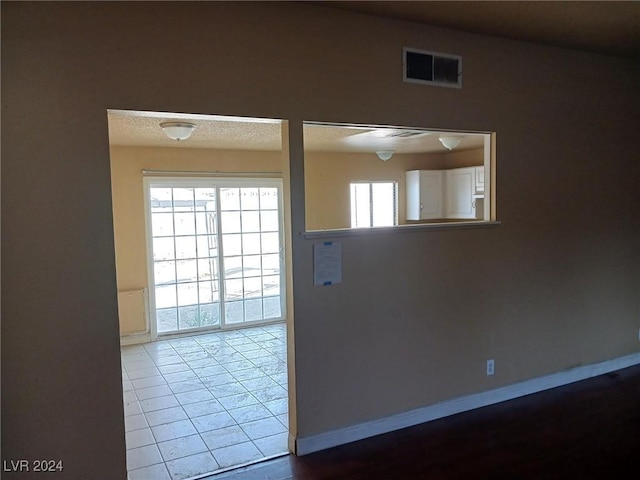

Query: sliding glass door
[145,177,285,336]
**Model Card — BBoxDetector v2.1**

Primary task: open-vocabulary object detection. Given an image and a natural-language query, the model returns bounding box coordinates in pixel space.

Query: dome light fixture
[438,135,463,151]
[160,122,196,141]
[376,150,394,161]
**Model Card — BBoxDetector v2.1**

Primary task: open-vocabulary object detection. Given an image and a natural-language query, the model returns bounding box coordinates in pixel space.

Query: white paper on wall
[313,242,342,286]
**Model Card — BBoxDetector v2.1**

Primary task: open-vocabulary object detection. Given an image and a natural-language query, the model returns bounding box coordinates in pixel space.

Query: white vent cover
[384,130,426,138]
[403,47,462,89]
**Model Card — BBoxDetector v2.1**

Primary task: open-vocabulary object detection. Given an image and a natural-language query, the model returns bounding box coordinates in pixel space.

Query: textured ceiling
[302,123,485,154]
[107,110,284,151]
[107,111,484,154]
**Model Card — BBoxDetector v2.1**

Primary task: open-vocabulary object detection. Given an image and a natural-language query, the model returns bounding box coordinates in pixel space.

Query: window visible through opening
[302,122,495,234]
[350,182,397,228]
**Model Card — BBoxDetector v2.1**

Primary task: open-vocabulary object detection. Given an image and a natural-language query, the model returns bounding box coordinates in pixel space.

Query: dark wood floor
[211,364,640,479]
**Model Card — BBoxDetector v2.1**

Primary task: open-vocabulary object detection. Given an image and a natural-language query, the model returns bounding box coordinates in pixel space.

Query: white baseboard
[120,332,151,346]
[295,352,640,456]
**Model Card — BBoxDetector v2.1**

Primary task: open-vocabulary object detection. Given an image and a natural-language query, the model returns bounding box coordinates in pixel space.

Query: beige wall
[305,149,483,230]
[110,146,282,334]
[2,2,639,478]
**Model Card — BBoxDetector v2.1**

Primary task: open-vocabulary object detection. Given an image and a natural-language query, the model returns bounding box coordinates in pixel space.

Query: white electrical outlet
[486,359,495,376]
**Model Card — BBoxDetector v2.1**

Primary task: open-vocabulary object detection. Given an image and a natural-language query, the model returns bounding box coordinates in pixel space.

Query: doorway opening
[108,110,292,479]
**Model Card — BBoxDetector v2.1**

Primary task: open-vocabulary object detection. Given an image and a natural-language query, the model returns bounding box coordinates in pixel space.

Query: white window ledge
[302,220,501,239]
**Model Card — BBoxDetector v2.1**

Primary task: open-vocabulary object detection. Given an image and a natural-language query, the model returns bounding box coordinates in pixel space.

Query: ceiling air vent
[403,47,462,89]
[385,130,426,138]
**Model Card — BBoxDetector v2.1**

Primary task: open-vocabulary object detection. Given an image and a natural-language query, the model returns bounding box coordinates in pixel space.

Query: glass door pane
[149,186,221,335]
[219,186,283,326]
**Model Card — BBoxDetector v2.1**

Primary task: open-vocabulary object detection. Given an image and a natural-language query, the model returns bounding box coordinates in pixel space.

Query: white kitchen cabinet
[406,170,443,220]
[475,166,485,194]
[407,167,482,221]
[445,167,476,219]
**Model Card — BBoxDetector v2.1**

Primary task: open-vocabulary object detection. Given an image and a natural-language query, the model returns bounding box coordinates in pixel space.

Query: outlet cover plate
[487,359,495,376]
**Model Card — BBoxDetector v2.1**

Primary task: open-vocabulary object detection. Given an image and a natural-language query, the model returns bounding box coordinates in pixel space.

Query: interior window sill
[302,220,501,239]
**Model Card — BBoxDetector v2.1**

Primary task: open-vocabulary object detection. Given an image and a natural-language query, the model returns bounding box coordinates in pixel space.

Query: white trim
[295,352,640,455]
[143,177,158,341]
[303,221,501,239]
[120,332,152,346]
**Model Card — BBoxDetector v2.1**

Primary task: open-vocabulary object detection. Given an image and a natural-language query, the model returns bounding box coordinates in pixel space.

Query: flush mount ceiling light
[438,136,463,151]
[376,150,394,161]
[160,122,196,141]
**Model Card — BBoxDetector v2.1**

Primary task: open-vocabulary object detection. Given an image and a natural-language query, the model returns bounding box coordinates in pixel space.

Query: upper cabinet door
[445,167,475,219]
[406,170,443,220]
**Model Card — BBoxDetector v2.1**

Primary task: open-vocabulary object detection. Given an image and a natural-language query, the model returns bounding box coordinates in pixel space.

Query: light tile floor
[121,323,288,480]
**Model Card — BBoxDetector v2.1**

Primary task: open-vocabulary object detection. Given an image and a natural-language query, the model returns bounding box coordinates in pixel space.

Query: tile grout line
[124,325,288,479]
